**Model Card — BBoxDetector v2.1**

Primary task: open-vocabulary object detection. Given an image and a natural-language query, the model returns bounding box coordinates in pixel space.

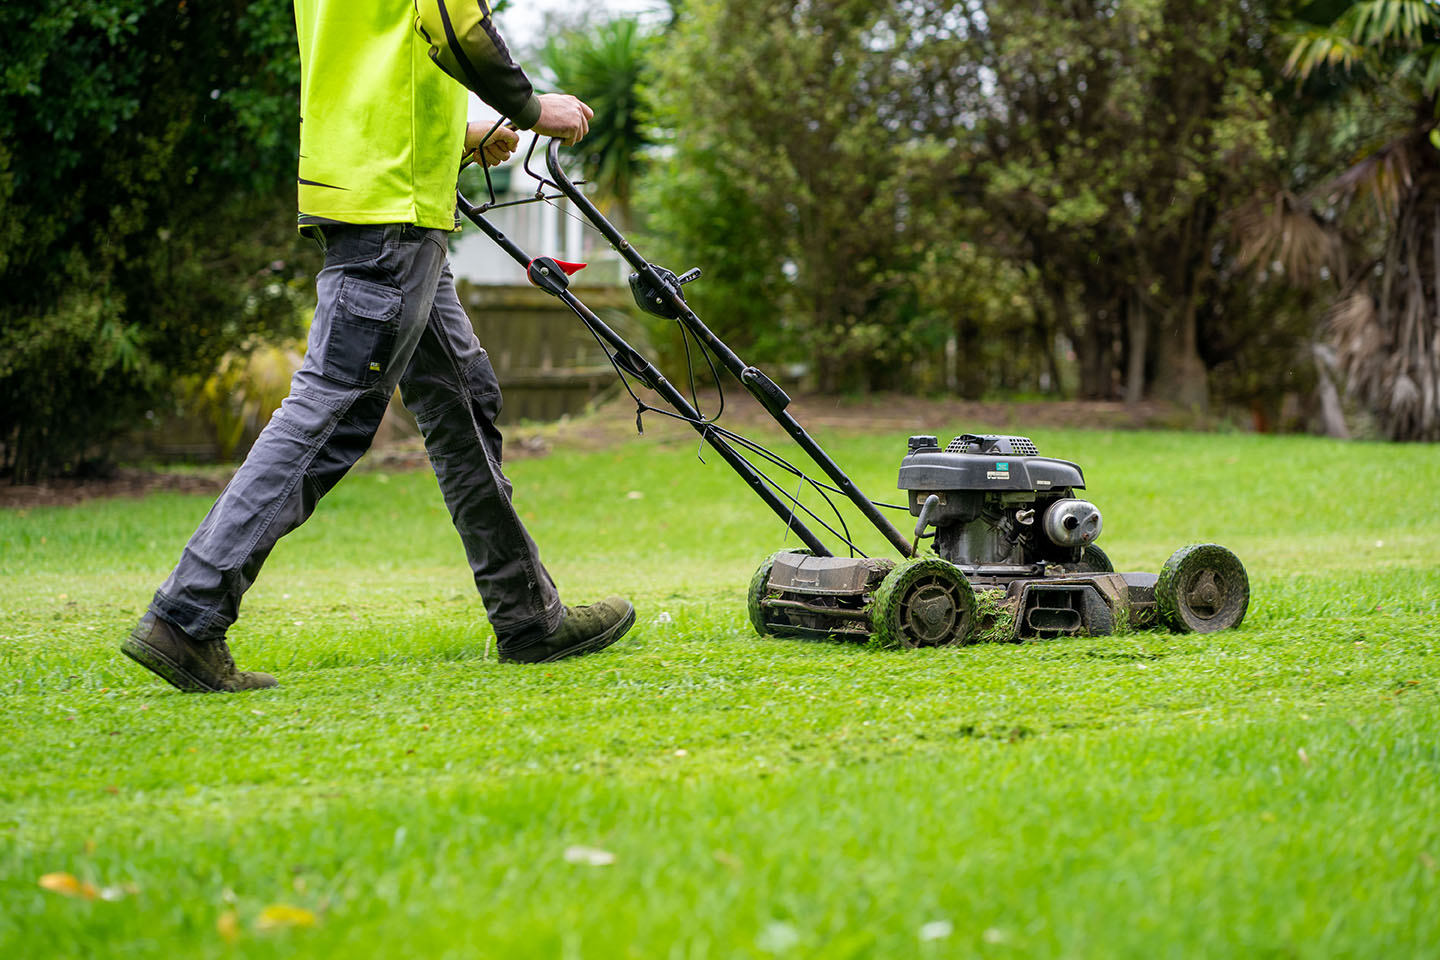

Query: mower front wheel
[871,558,977,648]
[1156,543,1249,633]
[747,548,812,637]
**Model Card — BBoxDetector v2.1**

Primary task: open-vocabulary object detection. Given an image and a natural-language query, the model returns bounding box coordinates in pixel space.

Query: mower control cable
[465,117,589,213]
[473,131,870,548]
[558,297,873,555]
[576,310,866,555]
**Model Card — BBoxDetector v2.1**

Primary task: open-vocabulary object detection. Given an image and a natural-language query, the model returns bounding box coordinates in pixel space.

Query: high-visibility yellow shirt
[293,0,541,230]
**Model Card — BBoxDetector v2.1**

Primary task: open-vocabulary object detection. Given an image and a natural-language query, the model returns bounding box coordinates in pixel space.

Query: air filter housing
[944,434,1040,456]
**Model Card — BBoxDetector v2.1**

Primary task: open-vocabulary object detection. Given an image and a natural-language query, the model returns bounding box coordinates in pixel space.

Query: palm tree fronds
[1348,0,1440,47]
[1285,2,1440,84]
[540,17,656,222]
[1420,43,1440,94]
[1284,29,1367,80]
[1318,134,1420,222]
[1293,1,1440,440]
[1324,219,1440,440]
[1232,192,1341,278]
[1390,371,1422,410]
[1328,289,1382,381]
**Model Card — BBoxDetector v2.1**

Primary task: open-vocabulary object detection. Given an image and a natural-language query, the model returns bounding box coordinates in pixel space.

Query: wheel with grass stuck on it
[747,548,812,637]
[870,557,978,648]
[1156,543,1249,633]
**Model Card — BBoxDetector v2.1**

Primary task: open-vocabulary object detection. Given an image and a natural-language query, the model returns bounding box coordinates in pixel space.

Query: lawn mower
[456,134,1250,647]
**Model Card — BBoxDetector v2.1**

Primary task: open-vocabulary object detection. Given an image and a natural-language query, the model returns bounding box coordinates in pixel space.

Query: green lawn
[2,425,1437,958]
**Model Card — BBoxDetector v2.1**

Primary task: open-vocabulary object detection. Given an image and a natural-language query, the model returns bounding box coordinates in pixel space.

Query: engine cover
[898,434,1085,500]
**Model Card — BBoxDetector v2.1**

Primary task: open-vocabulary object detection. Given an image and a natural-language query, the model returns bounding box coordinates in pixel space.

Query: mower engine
[750,433,1250,646]
[898,433,1104,579]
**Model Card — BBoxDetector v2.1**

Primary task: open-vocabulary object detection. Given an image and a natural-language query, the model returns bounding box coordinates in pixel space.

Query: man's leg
[398,264,632,660]
[127,225,450,690]
[398,263,564,645]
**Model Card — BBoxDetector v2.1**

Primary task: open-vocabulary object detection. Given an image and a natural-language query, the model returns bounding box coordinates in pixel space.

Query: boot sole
[534,603,637,664]
[120,633,218,693]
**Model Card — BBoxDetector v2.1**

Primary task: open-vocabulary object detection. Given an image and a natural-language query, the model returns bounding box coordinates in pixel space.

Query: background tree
[945,0,1291,406]
[0,0,311,482]
[1281,0,1440,439]
[644,0,993,392]
[642,0,1308,408]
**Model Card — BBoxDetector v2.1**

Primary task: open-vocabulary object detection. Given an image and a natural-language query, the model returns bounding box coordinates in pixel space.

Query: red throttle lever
[526,257,587,295]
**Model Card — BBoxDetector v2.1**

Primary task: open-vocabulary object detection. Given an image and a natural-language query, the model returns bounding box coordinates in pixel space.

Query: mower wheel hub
[1186,570,1224,619]
[904,582,959,643]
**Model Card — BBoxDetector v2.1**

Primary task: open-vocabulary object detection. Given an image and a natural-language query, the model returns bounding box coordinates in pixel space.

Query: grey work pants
[151,223,564,647]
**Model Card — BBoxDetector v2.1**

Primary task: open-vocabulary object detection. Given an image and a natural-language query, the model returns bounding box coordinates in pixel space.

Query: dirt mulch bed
[1,393,1193,509]
[0,468,235,510]
[490,391,1183,453]
[686,392,1177,432]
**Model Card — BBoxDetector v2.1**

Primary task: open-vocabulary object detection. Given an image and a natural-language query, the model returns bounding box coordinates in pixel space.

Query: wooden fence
[456,280,644,423]
[125,283,646,462]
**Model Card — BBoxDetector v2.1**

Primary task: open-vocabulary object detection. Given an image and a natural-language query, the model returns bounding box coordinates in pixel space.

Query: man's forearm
[413,0,542,128]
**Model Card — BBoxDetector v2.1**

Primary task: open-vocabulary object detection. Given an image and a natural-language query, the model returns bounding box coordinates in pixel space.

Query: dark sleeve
[413,0,543,129]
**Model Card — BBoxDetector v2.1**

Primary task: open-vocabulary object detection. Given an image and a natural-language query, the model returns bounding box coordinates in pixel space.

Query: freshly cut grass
[1,426,1437,958]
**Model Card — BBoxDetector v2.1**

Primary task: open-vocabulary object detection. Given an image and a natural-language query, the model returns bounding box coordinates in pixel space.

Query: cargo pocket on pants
[324,276,402,387]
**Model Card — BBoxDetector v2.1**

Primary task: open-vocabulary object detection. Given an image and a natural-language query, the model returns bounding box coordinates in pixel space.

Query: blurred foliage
[1276,0,1440,440]
[640,0,1325,410]
[540,17,656,226]
[0,0,314,482]
[185,339,304,460]
[950,0,1293,407]
[6,0,1431,480]
[643,0,983,392]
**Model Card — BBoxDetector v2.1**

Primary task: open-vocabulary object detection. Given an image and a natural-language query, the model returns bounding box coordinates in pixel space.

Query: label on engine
[987,460,1010,480]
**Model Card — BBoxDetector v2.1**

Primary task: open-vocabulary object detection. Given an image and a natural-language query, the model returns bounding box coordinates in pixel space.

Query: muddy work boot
[121,613,278,693]
[499,596,636,664]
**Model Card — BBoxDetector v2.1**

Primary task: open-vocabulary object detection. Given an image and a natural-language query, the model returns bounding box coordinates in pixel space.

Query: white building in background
[448,155,624,287]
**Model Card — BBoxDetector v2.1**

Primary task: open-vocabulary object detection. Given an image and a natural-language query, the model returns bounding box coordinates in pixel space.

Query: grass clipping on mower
[972,589,1018,645]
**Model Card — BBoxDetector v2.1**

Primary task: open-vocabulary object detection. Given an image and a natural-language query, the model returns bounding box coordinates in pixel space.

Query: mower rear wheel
[747,548,812,637]
[871,558,977,648]
[1156,543,1249,633]
[1051,543,1114,575]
